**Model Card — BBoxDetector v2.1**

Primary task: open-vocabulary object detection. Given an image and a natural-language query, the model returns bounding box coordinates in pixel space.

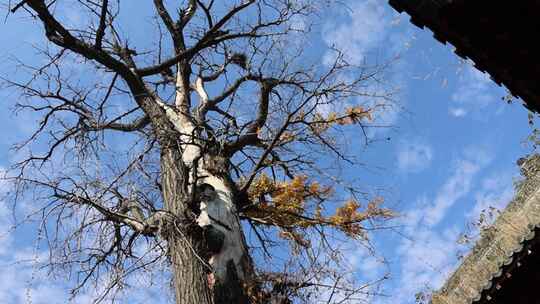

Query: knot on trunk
[196,183,217,203]
[203,155,229,177]
[203,225,225,255]
[141,210,170,236]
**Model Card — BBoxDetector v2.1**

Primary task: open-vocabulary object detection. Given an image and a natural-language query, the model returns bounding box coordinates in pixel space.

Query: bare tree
[2,1,395,303]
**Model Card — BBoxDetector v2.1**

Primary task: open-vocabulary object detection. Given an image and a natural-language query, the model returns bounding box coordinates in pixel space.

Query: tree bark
[161,146,214,304]
[161,146,254,304]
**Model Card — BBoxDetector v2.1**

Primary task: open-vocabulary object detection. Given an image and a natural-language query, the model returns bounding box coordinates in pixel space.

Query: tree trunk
[161,146,213,304]
[161,146,254,304]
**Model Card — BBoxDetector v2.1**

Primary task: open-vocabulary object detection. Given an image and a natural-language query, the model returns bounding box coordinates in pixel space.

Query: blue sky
[0,1,536,303]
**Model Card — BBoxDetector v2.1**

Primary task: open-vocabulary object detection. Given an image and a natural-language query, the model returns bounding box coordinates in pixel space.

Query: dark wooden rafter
[389,0,540,113]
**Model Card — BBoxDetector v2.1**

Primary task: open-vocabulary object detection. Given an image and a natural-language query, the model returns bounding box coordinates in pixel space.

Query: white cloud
[0,238,171,304]
[321,0,414,65]
[424,147,493,227]
[0,179,68,304]
[0,172,172,303]
[1,169,13,256]
[0,205,12,257]
[389,170,515,304]
[0,166,8,194]
[424,160,479,226]
[450,63,498,118]
[383,146,496,303]
[397,140,433,173]
[467,172,514,225]
[321,1,410,138]
[347,244,387,283]
[449,107,466,117]
[322,0,390,66]
[321,1,416,138]
[390,226,464,304]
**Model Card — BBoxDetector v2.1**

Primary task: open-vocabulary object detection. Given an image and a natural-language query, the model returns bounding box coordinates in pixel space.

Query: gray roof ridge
[432,154,540,304]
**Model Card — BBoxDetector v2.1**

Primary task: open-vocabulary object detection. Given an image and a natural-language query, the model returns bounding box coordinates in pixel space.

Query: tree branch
[86,114,150,132]
[94,0,109,49]
[26,0,131,78]
[179,0,198,28]
[136,0,255,76]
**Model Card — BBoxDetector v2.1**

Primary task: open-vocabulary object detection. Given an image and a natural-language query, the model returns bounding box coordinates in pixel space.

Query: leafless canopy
[2,0,395,303]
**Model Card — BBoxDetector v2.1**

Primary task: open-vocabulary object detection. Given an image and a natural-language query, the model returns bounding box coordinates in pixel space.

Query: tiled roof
[431,154,540,304]
[389,0,540,113]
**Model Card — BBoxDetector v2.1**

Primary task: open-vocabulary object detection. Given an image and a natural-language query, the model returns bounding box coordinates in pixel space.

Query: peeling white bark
[154,96,200,164]
[160,69,249,283]
[196,173,249,281]
[193,76,209,105]
[155,97,185,131]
